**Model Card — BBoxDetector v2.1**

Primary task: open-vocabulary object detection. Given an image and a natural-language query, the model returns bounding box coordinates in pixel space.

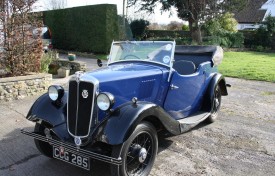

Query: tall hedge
[146,30,190,39]
[44,4,119,53]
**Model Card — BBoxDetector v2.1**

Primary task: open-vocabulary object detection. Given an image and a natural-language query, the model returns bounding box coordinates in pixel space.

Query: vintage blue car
[22,41,228,176]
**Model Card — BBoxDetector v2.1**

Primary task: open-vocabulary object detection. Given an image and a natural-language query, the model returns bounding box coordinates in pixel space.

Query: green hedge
[44,4,119,53]
[146,30,190,39]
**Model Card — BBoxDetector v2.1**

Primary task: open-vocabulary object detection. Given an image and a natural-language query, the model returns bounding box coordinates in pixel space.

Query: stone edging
[0,73,52,101]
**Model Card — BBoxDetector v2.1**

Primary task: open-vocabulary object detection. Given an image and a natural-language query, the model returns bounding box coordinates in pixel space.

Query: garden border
[0,73,52,101]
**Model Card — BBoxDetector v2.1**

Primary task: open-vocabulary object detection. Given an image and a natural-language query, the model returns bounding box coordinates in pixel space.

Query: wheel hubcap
[212,87,221,114]
[126,132,153,175]
[215,98,220,108]
[138,148,147,163]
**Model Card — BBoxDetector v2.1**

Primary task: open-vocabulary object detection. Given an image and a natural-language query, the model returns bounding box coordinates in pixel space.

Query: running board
[177,111,210,133]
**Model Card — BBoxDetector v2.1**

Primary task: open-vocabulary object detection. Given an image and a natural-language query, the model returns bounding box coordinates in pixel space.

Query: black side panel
[68,81,78,134]
[76,82,94,136]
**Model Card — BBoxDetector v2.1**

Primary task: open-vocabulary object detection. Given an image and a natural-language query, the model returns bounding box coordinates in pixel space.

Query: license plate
[53,146,90,170]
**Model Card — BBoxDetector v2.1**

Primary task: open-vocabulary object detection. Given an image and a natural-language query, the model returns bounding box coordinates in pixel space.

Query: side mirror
[97,59,103,67]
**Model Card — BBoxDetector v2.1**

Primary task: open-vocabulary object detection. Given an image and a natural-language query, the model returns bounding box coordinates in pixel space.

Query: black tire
[34,123,53,158]
[111,122,158,176]
[207,85,222,123]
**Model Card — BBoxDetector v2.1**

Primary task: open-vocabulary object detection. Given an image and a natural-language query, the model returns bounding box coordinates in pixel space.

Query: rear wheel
[207,85,222,123]
[34,123,53,158]
[111,122,158,176]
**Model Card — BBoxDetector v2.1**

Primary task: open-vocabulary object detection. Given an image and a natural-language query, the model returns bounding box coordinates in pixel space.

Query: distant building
[234,0,275,30]
[234,0,267,30]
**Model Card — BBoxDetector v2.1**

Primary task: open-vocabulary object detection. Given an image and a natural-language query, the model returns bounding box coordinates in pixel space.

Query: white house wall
[238,1,275,30]
[237,23,261,30]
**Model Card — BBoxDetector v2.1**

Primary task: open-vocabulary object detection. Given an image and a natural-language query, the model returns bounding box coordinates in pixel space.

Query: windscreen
[108,41,175,66]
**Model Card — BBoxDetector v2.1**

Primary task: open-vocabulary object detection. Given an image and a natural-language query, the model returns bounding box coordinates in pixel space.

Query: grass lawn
[96,54,108,60]
[219,51,275,83]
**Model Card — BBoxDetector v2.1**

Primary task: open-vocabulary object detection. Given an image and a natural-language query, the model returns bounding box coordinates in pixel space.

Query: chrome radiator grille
[67,80,96,137]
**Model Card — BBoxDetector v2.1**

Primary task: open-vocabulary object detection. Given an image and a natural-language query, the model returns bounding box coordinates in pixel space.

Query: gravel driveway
[0,67,274,175]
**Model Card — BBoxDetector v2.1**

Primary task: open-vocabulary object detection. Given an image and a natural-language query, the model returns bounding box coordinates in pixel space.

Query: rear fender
[202,73,228,112]
[94,102,181,145]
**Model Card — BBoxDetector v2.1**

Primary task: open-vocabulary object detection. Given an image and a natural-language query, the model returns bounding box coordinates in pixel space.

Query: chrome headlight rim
[48,85,64,101]
[96,92,115,111]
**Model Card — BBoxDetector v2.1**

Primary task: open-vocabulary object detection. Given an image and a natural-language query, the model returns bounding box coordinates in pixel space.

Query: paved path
[51,54,106,87]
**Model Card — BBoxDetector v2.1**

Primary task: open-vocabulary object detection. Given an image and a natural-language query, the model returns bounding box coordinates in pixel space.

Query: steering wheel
[123,55,141,60]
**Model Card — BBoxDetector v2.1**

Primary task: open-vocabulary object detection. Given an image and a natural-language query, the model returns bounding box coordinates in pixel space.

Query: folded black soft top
[175,45,223,66]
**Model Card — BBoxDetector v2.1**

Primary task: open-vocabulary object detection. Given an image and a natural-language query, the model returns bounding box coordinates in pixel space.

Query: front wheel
[111,122,158,176]
[34,123,53,158]
[207,85,222,123]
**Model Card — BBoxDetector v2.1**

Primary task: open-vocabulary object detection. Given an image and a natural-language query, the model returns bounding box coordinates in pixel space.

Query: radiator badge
[82,90,89,99]
[74,137,82,146]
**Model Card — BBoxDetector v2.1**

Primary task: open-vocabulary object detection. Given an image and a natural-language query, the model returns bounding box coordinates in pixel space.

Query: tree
[44,0,67,10]
[182,24,189,31]
[130,19,149,39]
[203,12,238,36]
[0,0,43,77]
[264,14,275,33]
[202,12,242,48]
[167,21,184,31]
[254,14,275,49]
[128,0,248,44]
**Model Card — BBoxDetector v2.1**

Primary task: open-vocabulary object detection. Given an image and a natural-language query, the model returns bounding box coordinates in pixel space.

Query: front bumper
[21,129,122,165]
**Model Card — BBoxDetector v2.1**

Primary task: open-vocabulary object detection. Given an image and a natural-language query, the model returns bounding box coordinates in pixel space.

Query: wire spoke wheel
[207,85,222,123]
[126,132,153,175]
[212,86,222,115]
[34,123,53,158]
[111,122,158,176]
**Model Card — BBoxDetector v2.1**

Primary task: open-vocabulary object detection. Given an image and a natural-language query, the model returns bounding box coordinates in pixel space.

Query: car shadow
[156,121,211,153]
[189,121,212,131]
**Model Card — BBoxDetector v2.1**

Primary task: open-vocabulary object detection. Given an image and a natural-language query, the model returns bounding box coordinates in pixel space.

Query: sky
[35,0,183,24]
[34,0,275,24]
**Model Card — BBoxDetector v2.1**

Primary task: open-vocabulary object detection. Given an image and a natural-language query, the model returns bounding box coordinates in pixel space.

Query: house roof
[234,0,268,23]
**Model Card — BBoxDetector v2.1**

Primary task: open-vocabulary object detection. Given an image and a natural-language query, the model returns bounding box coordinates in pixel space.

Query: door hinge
[170,84,179,90]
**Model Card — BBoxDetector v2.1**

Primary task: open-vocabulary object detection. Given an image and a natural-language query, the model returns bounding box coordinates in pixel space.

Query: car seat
[173,60,196,75]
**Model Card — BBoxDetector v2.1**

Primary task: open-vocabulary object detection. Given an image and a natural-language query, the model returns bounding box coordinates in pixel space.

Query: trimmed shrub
[130,19,150,40]
[44,4,119,53]
[146,30,190,39]
[40,50,59,73]
[241,15,275,50]
[202,32,244,48]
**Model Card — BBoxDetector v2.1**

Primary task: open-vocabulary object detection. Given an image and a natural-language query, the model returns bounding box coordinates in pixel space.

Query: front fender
[94,102,181,145]
[27,93,68,127]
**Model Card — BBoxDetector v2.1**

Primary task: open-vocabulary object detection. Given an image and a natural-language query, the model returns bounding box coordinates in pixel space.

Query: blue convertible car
[22,41,228,176]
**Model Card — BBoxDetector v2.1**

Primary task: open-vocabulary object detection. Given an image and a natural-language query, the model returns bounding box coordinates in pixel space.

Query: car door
[164,70,206,120]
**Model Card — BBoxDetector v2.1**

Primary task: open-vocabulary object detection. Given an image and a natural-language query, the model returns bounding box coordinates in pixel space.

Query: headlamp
[96,92,115,111]
[48,85,64,101]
